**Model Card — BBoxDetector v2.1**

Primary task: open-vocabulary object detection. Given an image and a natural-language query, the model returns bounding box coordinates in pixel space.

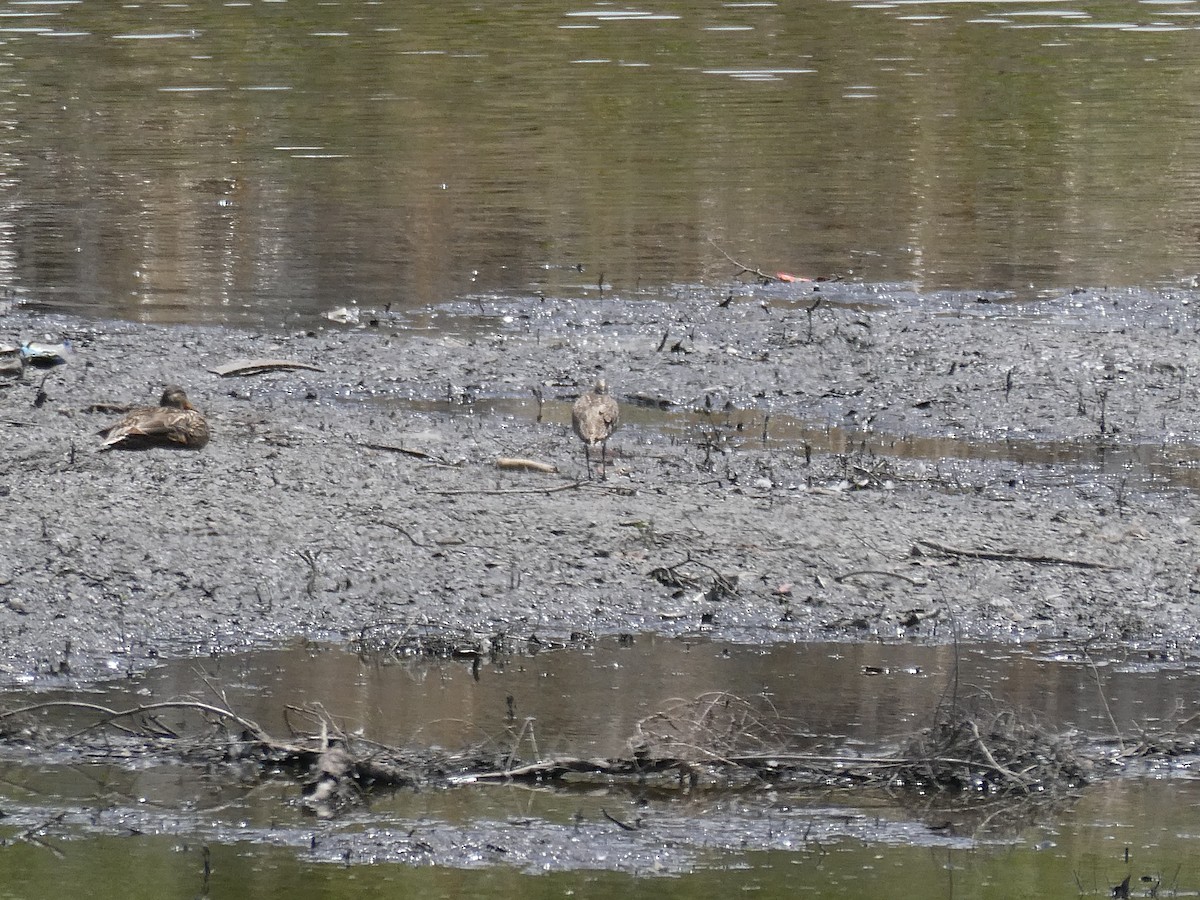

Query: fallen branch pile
[0,687,1094,812]
[896,697,1091,795]
[1,686,1191,818]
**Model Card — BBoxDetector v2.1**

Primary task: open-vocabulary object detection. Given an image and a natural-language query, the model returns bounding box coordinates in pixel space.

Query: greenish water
[2,776,1199,898]
[2,639,1200,895]
[1,0,1199,326]
[0,835,985,900]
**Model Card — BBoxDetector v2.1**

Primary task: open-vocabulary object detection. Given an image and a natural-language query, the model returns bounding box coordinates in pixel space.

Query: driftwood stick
[602,808,639,831]
[468,756,618,781]
[496,457,558,474]
[835,569,927,586]
[466,752,912,783]
[913,539,1118,570]
[421,481,584,496]
[360,442,460,466]
[209,358,323,378]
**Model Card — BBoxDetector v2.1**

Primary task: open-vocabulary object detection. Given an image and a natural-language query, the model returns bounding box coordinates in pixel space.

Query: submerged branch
[0,698,268,742]
[708,239,779,284]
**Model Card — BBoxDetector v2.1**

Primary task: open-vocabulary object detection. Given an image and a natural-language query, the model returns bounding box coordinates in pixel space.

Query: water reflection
[0,0,1197,326]
[16,636,1193,757]
[2,638,1200,892]
[3,807,1199,897]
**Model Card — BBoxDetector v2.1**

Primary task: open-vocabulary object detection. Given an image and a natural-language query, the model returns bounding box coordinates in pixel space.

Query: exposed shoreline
[2,285,1198,681]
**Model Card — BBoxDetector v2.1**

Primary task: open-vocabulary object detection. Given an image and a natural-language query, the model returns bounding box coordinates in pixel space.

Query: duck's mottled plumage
[98,385,210,451]
[571,377,619,479]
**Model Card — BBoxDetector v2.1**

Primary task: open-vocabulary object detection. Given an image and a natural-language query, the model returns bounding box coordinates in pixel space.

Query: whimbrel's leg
[584,444,593,480]
[599,439,608,480]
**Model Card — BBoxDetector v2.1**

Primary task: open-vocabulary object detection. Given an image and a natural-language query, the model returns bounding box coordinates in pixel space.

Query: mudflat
[2,284,1197,680]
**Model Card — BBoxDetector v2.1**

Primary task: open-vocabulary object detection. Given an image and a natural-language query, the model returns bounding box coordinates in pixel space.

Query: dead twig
[0,699,273,746]
[708,239,780,284]
[209,358,323,377]
[372,519,427,546]
[504,717,540,774]
[1078,643,1126,755]
[913,539,1118,570]
[835,569,927,586]
[601,808,639,831]
[420,481,585,496]
[360,442,461,466]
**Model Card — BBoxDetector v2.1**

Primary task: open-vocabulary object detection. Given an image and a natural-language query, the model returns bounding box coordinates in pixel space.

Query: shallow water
[3,637,1200,893]
[392,392,1200,493]
[53,635,1198,756]
[2,0,1199,326]
[3,781,1200,898]
[5,3,1200,893]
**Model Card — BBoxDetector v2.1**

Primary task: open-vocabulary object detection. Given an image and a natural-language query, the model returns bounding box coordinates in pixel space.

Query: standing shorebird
[572,377,619,480]
[98,385,210,451]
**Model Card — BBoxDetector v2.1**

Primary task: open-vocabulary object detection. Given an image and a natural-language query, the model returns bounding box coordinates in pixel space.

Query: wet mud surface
[3,283,1200,681]
[0,769,967,876]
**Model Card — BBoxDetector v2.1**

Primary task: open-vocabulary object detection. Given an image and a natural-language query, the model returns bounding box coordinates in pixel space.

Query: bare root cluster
[898,699,1090,796]
[628,691,790,763]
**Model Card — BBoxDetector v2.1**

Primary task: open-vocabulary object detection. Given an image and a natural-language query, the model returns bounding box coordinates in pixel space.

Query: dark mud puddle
[386,393,1200,494]
[2,636,1200,896]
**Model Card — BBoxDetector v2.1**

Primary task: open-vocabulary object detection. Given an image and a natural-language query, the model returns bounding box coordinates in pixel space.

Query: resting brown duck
[98,385,210,451]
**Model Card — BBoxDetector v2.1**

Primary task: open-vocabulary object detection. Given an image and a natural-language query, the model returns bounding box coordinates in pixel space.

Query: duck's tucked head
[594,378,608,395]
[159,385,195,410]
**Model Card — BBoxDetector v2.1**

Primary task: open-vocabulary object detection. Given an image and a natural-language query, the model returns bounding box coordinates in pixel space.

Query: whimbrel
[572,377,619,479]
[98,385,210,451]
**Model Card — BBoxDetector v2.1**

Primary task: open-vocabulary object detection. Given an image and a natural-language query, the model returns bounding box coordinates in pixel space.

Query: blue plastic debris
[20,340,73,368]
